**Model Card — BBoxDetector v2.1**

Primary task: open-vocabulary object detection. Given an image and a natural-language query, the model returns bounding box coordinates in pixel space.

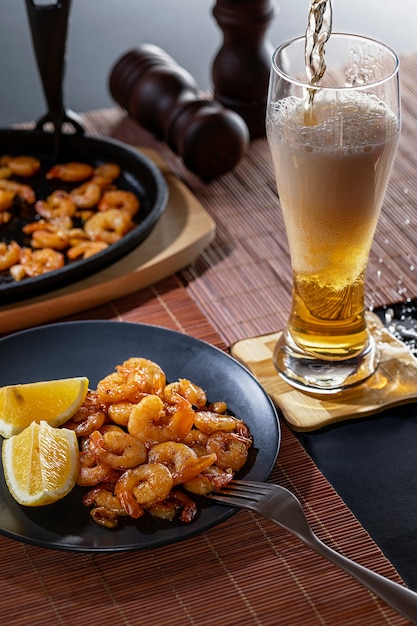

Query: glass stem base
[273,328,379,394]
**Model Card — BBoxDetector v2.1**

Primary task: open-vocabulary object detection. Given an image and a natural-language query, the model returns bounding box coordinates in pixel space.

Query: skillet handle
[24,0,84,151]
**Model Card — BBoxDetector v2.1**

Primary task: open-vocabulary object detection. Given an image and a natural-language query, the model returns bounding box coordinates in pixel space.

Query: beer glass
[266,34,400,393]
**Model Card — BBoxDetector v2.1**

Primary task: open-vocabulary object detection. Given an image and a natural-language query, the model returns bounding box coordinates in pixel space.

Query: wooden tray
[0,149,215,333]
[231,313,417,431]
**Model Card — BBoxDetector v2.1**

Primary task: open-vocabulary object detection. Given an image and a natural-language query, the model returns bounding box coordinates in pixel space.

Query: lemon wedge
[2,420,79,506]
[0,377,89,438]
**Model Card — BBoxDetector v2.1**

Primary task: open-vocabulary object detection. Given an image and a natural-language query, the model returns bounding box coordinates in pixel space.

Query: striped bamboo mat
[0,276,409,625]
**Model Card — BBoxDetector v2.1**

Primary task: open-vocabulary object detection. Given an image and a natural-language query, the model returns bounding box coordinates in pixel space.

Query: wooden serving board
[0,149,215,334]
[231,313,417,431]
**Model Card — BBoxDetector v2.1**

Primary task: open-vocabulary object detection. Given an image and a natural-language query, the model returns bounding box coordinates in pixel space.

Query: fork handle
[306,533,417,624]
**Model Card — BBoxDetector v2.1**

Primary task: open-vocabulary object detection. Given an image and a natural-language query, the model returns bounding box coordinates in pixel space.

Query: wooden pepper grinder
[109,44,249,180]
[211,0,276,138]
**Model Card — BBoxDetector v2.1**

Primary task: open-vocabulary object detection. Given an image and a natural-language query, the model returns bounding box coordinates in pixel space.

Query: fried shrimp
[0,189,15,212]
[164,378,207,408]
[93,162,121,183]
[96,370,144,404]
[148,489,198,523]
[46,161,94,182]
[193,411,250,437]
[0,165,12,179]
[0,154,147,284]
[0,179,36,204]
[64,391,106,437]
[206,432,252,471]
[128,393,195,447]
[0,241,21,271]
[167,490,198,523]
[23,220,70,251]
[69,181,102,209]
[10,247,65,280]
[98,190,140,217]
[115,463,173,517]
[67,240,109,259]
[182,466,234,496]
[57,355,253,529]
[148,441,216,484]
[84,208,134,243]
[82,485,128,528]
[182,428,209,457]
[35,189,77,220]
[77,451,120,487]
[7,155,41,177]
[89,429,147,469]
[107,402,135,427]
[116,357,166,396]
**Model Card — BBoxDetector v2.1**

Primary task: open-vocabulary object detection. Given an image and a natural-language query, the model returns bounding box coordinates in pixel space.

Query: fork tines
[221,479,275,493]
[207,479,275,505]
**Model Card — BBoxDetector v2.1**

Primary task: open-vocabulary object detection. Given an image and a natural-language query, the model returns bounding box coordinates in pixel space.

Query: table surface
[1,52,417,626]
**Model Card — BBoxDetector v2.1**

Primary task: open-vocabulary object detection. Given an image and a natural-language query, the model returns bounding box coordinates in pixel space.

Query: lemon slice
[2,420,79,506]
[0,377,89,438]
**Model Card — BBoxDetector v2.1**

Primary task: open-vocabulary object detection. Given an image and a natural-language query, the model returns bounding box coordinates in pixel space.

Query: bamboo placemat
[0,277,410,625]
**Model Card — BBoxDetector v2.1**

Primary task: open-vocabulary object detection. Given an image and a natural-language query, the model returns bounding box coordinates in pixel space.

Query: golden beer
[269,96,399,358]
[266,35,400,391]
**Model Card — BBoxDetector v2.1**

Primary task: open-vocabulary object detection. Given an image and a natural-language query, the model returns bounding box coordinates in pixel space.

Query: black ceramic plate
[0,130,168,304]
[0,321,280,552]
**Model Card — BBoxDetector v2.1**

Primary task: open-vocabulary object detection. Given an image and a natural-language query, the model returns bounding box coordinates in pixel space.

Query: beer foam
[266,92,400,278]
[267,94,398,154]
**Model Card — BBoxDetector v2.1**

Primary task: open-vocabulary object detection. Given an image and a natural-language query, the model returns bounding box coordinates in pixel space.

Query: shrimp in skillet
[67,240,109,259]
[70,181,102,209]
[46,161,94,182]
[98,190,140,218]
[23,220,70,251]
[83,208,135,244]
[93,162,121,184]
[0,179,35,204]
[0,189,15,212]
[0,241,21,271]
[9,247,65,280]
[6,155,41,177]
[35,189,77,220]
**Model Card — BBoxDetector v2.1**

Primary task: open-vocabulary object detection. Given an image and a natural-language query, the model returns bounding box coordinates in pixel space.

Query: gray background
[0,0,415,126]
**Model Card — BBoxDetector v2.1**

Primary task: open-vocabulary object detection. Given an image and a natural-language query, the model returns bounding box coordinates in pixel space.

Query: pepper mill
[109,44,249,180]
[211,0,276,138]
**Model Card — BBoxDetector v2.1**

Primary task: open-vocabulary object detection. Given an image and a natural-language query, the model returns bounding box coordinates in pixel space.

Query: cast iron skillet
[0,0,168,304]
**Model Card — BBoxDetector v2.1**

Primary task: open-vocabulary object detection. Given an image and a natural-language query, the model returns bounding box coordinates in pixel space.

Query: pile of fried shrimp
[0,154,141,281]
[61,357,253,529]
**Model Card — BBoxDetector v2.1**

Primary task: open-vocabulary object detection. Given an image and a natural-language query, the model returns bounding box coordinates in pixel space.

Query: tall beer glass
[266,34,400,393]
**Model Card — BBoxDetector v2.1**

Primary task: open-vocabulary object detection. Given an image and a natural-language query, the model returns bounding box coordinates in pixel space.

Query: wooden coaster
[0,149,215,334]
[231,312,417,431]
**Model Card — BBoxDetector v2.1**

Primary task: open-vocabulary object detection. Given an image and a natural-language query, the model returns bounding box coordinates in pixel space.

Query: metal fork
[207,480,417,624]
